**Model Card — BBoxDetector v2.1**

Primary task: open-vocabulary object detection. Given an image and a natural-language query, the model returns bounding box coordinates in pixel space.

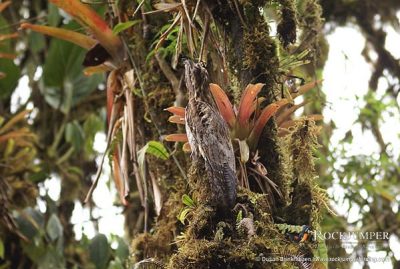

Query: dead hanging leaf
[112,150,128,205]
[149,172,162,216]
[144,2,182,15]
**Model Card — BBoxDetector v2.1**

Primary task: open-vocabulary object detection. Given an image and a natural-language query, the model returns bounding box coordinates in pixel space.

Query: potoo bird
[184,60,237,210]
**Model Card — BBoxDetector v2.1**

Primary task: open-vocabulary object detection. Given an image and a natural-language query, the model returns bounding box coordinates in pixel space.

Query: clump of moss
[277,0,298,47]
[130,180,186,265]
[286,119,320,183]
[167,187,313,269]
[242,26,278,75]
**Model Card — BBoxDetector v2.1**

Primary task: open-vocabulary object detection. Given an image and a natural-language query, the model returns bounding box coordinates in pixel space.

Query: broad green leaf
[47,3,61,27]
[182,194,195,207]
[42,22,103,114]
[65,121,85,151]
[115,238,129,262]
[28,31,46,54]
[46,214,63,241]
[0,15,20,99]
[89,234,110,269]
[15,208,44,239]
[83,113,104,155]
[137,141,168,186]
[112,20,140,35]
[138,141,169,161]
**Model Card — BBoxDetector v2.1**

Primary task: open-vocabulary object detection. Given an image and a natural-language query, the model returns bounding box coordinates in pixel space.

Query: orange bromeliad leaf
[168,115,185,125]
[292,80,322,99]
[209,83,236,127]
[0,52,16,59]
[50,0,123,62]
[165,106,185,117]
[20,23,96,49]
[250,97,266,118]
[248,99,289,147]
[0,1,11,13]
[83,64,113,76]
[0,32,18,42]
[237,83,264,128]
[165,133,188,142]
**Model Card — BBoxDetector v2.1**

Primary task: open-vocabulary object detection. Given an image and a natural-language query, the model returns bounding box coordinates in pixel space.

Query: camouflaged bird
[184,60,237,211]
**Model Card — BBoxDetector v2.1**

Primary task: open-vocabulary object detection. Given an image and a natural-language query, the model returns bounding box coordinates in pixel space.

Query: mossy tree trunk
[130,1,328,269]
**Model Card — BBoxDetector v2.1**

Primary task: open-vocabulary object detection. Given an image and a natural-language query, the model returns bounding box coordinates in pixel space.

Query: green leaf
[47,3,61,27]
[137,141,169,182]
[15,208,44,239]
[236,210,243,224]
[89,234,110,269]
[178,208,192,225]
[0,238,4,259]
[42,21,103,114]
[182,194,195,207]
[0,15,20,99]
[112,20,141,35]
[46,214,63,241]
[138,141,169,161]
[65,121,85,151]
[83,113,104,155]
[115,238,129,261]
[28,31,46,54]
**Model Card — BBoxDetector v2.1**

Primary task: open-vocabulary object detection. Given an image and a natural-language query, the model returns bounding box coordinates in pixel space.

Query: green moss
[286,119,320,183]
[165,187,313,268]
[277,0,298,47]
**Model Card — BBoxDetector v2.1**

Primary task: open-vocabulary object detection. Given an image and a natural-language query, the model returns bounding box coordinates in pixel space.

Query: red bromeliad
[166,81,323,201]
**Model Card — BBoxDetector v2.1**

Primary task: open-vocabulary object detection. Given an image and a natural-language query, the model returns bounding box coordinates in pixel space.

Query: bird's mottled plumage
[184,60,236,210]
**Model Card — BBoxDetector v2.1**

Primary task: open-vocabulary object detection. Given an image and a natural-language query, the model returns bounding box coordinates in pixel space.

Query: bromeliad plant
[166,81,322,201]
[0,1,19,73]
[166,84,288,150]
